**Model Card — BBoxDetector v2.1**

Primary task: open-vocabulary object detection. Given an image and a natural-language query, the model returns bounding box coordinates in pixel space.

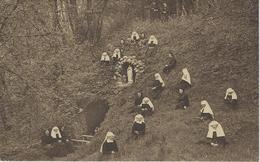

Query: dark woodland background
[0,0,258,161]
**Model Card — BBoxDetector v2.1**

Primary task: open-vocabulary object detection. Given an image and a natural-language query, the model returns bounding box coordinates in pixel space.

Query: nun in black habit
[224,88,238,108]
[175,89,190,110]
[152,73,165,99]
[100,131,119,154]
[163,52,177,74]
[129,92,144,114]
[139,97,155,116]
[47,126,72,157]
[41,129,52,145]
[132,114,146,138]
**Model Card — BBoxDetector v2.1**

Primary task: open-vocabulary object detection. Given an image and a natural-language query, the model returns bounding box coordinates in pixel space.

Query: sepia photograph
[0,0,258,161]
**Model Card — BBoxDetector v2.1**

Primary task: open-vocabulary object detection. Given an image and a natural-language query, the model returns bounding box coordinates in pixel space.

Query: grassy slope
[2,0,258,161]
[76,1,258,161]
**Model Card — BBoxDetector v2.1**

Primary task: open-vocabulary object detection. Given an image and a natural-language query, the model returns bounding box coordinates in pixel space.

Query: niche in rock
[83,98,109,135]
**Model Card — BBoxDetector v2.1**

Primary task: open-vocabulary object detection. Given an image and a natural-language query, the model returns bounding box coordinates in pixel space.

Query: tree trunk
[183,0,194,15]
[140,0,148,20]
[176,0,183,16]
[86,0,94,43]
[168,0,177,16]
[95,0,109,44]
[49,0,62,31]
[66,0,79,41]
[56,0,74,43]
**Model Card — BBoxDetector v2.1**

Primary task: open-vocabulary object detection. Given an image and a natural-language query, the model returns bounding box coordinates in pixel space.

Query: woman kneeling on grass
[200,100,214,121]
[175,88,189,110]
[224,88,238,108]
[100,132,118,154]
[139,97,155,116]
[163,52,177,74]
[50,126,62,143]
[135,92,144,106]
[207,119,226,147]
[100,52,110,66]
[131,31,140,44]
[112,48,121,64]
[46,126,74,157]
[179,68,191,90]
[132,114,146,139]
[129,92,144,114]
[152,73,165,99]
[148,35,158,48]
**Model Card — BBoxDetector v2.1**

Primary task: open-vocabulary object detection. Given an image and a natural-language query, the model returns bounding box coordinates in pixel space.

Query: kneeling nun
[207,120,226,147]
[179,68,191,90]
[176,89,189,110]
[100,132,119,154]
[200,100,214,121]
[139,97,154,116]
[224,88,238,108]
[132,114,146,136]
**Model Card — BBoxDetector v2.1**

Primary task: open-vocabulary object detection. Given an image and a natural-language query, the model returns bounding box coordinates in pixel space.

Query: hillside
[0,0,258,161]
[78,1,258,161]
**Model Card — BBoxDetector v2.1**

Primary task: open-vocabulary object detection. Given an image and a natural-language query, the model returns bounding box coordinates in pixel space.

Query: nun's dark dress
[152,80,164,99]
[101,140,119,154]
[225,94,238,108]
[176,93,189,109]
[163,56,177,74]
[132,122,145,135]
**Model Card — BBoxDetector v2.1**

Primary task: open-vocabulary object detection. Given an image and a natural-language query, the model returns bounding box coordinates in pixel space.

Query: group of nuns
[100,31,159,65]
[200,87,238,147]
[41,126,74,157]
[130,31,159,49]
[100,31,158,154]
[100,31,159,86]
[98,31,239,154]
[100,114,146,154]
[176,68,238,147]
